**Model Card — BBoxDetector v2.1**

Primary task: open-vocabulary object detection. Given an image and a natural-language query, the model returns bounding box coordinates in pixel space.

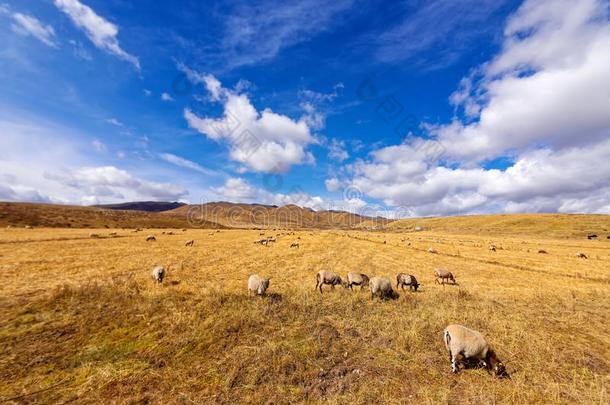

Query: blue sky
[1,0,609,217]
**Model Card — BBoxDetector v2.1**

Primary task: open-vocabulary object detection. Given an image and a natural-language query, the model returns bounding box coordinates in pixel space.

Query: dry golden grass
[0,223,609,404]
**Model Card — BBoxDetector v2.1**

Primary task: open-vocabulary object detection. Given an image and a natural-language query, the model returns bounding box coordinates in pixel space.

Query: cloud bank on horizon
[0,0,609,217]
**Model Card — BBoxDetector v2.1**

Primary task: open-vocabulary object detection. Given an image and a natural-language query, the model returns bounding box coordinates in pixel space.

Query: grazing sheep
[151,265,166,283]
[181,228,187,232]
[575,252,587,259]
[267,237,277,243]
[369,277,398,300]
[344,272,370,290]
[25,225,33,229]
[489,244,497,252]
[315,270,342,293]
[248,274,271,296]
[136,228,143,232]
[109,232,117,236]
[396,273,420,291]
[443,324,508,377]
[146,235,156,242]
[587,234,597,240]
[428,247,438,254]
[538,249,548,254]
[89,233,100,238]
[185,239,194,247]
[290,242,300,248]
[434,268,456,285]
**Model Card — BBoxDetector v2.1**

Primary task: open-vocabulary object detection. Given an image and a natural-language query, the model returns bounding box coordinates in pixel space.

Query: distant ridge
[94,201,186,212]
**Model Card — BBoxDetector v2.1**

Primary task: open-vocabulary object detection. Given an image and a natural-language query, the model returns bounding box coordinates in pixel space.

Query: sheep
[89,233,100,238]
[151,265,166,283]
[428,247,438,254]
[396,273,420,291]
[488,244,497,252]
[575,252,587,259]
[369,276,398,300]
[167,231,175,235]
[290,242,300,248]
[315,270,342,293]
[146,235,156,242]
[538,249,548,254]
[185,239,194,247]
[344,272,370,290]
[247,274,271,296]
[109,232,117,236]
[587,234,597,240]
[24,225,33,229]
[434,268,456,285]
[443,324,508,377]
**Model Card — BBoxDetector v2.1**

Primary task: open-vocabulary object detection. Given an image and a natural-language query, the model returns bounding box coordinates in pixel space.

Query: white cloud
[159,153,220,176]
[11,12,58,48]
[325,178,343,192]
[327,138,349,162]
[344,0,610,216]
[143,89,152,97]
[160,92,174,102]
[45,166,188,201]
[92,139,106,152]
[436,0,610,162]
[217,0,355,68]
[54,0,140,70]
[106,117,124,127]
[183,70,316,173]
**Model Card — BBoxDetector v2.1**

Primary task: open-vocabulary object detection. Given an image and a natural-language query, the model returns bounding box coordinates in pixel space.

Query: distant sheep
[89,233,100,238]
[248,274,270,296]
[396,273,420,291]
[109,232,117,236]
[575,252,587,259]
[315,270,342,293]
[344,272,370,290]
[587,234,597,240]
[24,225,33,229]
[428,247,438,254]
[369,276,398,300]
[434,268,456,285]
[185,239,194,247]
[290,242,299,248]
[146,235,156,242]
[538,249,548,254]
[443,324,508,377]
[151,265,166,283]
[488,244,497,252]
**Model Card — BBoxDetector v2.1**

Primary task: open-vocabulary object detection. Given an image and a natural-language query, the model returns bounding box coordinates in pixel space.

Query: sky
[0,0,609,218]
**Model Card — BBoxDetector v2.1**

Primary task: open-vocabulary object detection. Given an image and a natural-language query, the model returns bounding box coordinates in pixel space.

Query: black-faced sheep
[248,274,270,296]
[185,239,194,247]
[434,268,456,285]
[396,273,419,291]
[443,324,508,377]
[315,270,342,293]
[344,272,370,290]
[151,265,166,283]
[369,276,398,300]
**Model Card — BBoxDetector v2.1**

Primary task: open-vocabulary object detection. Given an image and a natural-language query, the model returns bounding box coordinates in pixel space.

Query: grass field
[1,223,609,404]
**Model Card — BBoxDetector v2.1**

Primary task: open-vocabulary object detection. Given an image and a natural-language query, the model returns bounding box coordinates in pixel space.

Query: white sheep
[151,265,166,283]
[248,274,270,296]
[428,247,438,254]
[434,268,456,285]
[575,252,587,259]
[315,269,342,293]
[396,273,420,291]
[290,242,299,248]
[146,235,156,242]
[369,276,398,299]
[344,272,370,290]
[185,239,194,247]
[443,324,508,377]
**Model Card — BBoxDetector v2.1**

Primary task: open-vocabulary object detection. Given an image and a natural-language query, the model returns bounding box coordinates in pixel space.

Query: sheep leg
[451,353,459,373]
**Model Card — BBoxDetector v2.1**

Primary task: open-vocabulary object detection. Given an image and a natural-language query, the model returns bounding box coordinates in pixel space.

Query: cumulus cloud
[54,0,140,70]
[11,12,58,48]
[183,69,316,173]
[327,138,349,162]
[436,0,610,162]
[325,177,343,192]
[343,0,610,216]
[160,92,174,102]
[45,166,188,202]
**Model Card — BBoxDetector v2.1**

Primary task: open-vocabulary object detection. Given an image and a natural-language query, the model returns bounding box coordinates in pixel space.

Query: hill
[94,201,186,212]
[0,202,222,229]
[386,213,610,238]
[166,202,391,229]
